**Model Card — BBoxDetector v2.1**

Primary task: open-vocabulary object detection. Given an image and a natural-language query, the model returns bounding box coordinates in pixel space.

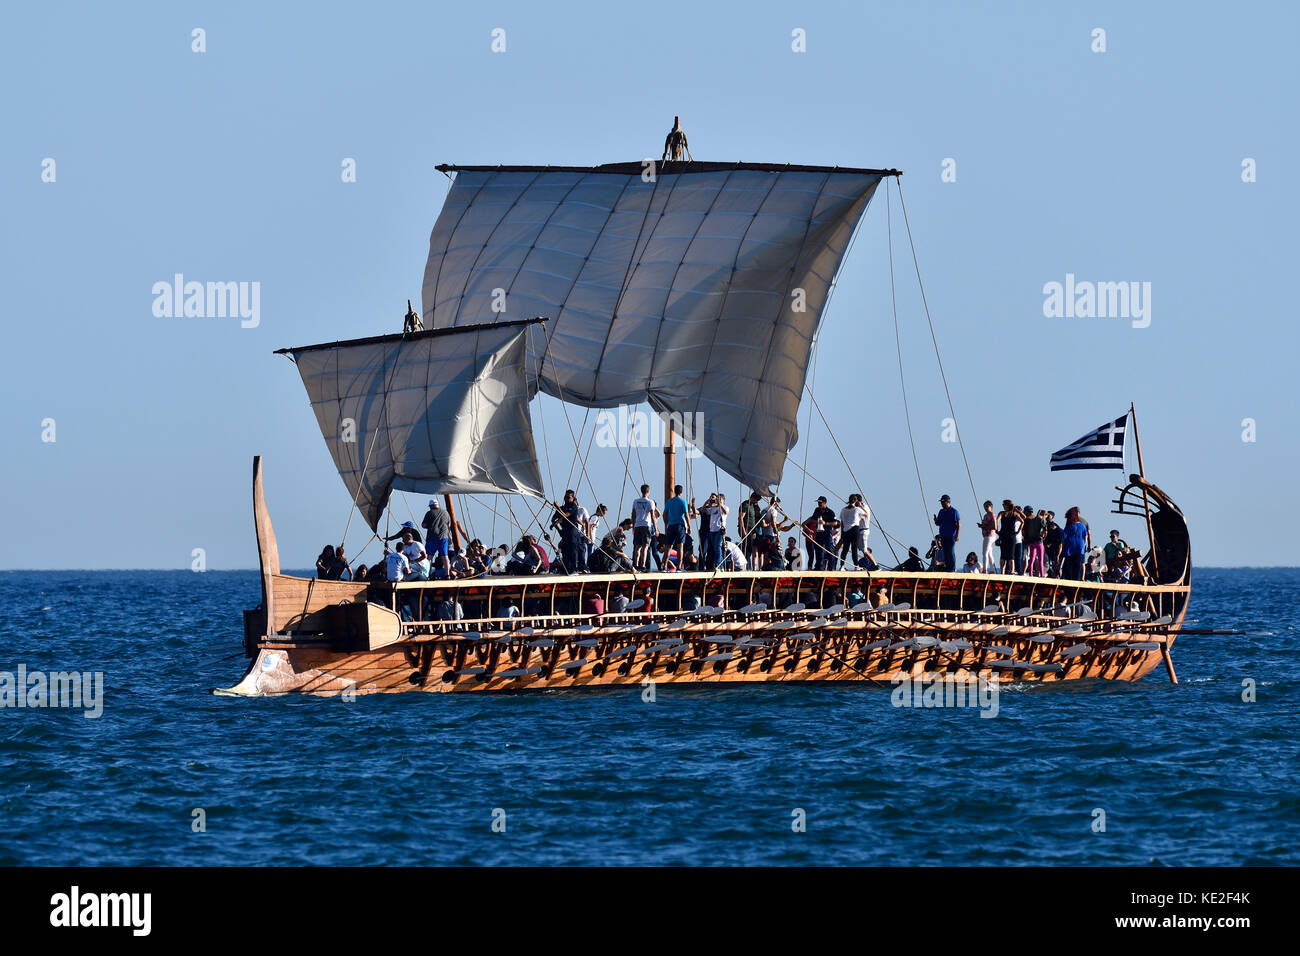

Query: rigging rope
[470,494,530,537]
[534,333,605,516]
[594,404,636,531]
[799,332,820,520]
[505,492,556,548]
[781,455,911,556]
[460,494,476,543]
[346,532,380,571]
[800,386,902,565]
[336,337,405,550]
[897,179,981,516]
[536,393,556,500]
[517,380,592,557]
[544,349,603,508]
[793,171,866,516]
[579,419,602,507]
[794,184,897,565]
[887,179,933,536]
[631,425,648,495]
[683,442,693,511]
[564,408,591,492]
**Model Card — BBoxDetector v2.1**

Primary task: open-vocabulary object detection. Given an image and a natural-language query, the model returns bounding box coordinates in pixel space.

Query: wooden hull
[220,567,1189,696]
[222,617,1177,697]
[225,458,1193,698]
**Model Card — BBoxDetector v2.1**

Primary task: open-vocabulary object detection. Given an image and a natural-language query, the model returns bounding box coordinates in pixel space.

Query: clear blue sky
[3,1,1295,569]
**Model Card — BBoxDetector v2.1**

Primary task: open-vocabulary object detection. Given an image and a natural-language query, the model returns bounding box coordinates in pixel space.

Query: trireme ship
[220,150,1192,697]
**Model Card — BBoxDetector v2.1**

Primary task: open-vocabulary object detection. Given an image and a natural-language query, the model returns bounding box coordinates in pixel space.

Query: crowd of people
[962,498,1145,583]
[312,487,1144,586]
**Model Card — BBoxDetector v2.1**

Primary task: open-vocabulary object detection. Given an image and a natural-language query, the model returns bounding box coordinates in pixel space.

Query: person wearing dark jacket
[894,546,925,572]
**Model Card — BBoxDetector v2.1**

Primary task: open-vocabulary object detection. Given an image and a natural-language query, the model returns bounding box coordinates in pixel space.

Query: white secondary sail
[422,162,891,493]
[280,320,544,530]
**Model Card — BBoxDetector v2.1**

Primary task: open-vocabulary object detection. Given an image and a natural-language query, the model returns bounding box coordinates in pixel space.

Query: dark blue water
[0,568,1295,865]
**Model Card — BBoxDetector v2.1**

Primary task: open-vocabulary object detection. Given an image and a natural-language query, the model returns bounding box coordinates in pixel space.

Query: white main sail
[422,162,888,492]
[281,321,544,530]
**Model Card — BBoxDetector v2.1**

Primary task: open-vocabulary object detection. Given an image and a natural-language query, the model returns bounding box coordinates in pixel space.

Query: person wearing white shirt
[586,503,606,546]
[402,537,430,581]
[838,494,870,569]
[585,504,606,574]
[384,549,410,582]
[721,536,748,571]
[629,484,660,572]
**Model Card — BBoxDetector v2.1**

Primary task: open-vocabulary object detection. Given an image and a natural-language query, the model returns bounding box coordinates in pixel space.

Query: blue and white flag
[1050,413,1128,471]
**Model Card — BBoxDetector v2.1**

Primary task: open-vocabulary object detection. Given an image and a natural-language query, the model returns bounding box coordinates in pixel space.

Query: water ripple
[0,568,1295,865]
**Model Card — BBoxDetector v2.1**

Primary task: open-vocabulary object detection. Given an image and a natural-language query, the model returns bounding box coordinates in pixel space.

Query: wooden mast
[664,422,676,505]
[660,115,686,509]
[444,494,463,553]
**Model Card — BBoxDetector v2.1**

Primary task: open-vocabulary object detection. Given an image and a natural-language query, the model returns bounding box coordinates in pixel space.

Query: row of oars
[437,597,1176,683]
[447,600,902,681]
[875,601,1176,672]
[914,602,1177,675]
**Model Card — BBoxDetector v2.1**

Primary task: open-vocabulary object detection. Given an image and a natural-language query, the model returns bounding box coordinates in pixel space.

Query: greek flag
[1050,413,1128,471]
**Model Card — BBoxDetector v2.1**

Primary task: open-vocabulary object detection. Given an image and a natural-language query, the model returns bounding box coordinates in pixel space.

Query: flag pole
[1129,402,1159,581]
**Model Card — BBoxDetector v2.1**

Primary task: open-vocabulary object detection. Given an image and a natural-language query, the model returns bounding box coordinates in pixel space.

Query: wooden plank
[270,574,368,633]
[252,456,280,638]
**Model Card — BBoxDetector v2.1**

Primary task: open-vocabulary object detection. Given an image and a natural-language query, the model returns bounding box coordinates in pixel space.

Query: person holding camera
[697,492,728,571]
[808,495,840,570]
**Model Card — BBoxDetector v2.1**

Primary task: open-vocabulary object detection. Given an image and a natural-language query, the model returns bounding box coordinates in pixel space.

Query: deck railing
[359,569,1189,631]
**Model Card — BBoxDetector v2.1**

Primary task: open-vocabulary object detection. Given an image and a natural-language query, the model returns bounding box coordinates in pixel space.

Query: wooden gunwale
[382,568,1188,596]
[381,571,1186,619]
[259,621,1175,650]
[267,568,1189,640]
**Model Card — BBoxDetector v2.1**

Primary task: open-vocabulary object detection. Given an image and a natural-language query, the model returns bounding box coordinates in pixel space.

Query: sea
[0,568,1295,866]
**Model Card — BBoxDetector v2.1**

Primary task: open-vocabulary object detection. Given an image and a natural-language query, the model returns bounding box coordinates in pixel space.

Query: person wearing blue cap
[382,520,422,548]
